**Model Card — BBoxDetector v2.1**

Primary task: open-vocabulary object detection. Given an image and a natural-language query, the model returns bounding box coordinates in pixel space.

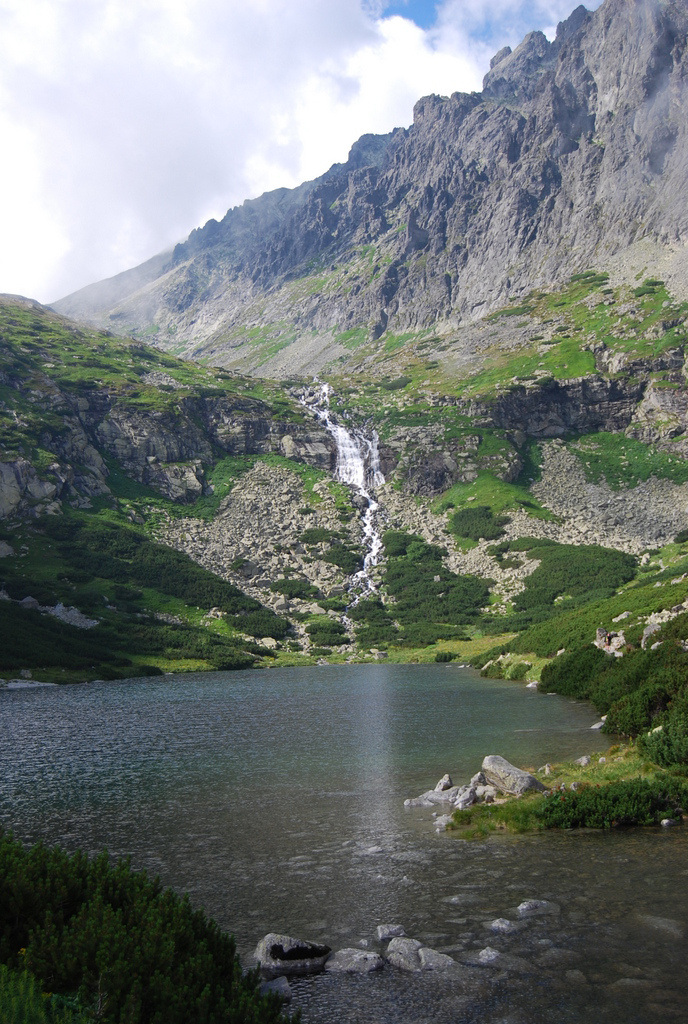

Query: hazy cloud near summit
[0,0,601,303]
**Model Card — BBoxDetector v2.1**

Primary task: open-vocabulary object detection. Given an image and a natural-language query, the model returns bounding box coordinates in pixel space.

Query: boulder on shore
[254,933,331,978]
[482,755,547,796]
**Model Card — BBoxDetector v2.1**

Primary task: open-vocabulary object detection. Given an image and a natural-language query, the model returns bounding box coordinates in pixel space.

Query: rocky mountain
[6,0,688,688]
[55,0,688,377]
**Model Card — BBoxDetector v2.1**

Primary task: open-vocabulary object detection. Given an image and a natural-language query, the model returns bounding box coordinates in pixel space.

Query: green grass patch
[570,432,688,489]
[435,469,555,522]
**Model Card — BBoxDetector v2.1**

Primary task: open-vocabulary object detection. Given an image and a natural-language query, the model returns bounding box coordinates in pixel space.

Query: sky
[0,0,602,304]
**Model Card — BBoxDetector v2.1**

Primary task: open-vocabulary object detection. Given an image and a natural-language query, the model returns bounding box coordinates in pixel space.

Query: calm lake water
[1,664,687,1023]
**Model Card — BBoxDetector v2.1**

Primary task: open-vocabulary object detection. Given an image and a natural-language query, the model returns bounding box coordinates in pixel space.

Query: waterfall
[301,382,385,597]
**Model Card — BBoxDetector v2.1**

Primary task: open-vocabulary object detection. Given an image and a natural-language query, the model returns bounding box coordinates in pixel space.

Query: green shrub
[639,690,688,769]
[507,661,530,680]
[605,682,670,736]
[538,778,688,829]
[511,541,636,613]
[240,609,289,640]
[373,530,487,646]
[451,506,507,541]
[541,635,688,741]
[322,544,363,575]
[0,965,89,1023]
[480,660,505,679]
[0,833,291,1024]
[269,579,318,600]
[434,651,455,663]
[306,618,347,647]
[299,527,333,545]
[348,599,398,647]
[382,531,414,557]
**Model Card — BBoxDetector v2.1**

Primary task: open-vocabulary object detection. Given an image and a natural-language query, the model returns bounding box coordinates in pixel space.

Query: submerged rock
[259,976,292,1001]
[325,948,384,973]
[386,937,423,972]
[254,933,331,978]
[376,923,406,942]
[386,936,457,972]
[517,899,560,918]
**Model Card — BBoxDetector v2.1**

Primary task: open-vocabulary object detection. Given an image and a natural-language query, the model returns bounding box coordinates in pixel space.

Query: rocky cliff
[0,296,334,519]
[54,0,688,377]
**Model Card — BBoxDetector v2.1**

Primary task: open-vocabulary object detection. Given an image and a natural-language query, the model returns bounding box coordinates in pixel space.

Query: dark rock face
[55,0,688,360]
[484,375,646,437]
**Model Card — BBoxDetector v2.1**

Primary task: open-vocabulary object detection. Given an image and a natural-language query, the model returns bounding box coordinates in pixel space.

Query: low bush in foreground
[0,965,90,1023]
[0,832,292,1024]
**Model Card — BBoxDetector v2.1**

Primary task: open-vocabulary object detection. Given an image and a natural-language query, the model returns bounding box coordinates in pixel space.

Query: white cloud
[0,0,601,303]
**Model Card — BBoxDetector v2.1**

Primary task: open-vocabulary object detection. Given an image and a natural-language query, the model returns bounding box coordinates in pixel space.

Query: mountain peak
[54,0,688,377]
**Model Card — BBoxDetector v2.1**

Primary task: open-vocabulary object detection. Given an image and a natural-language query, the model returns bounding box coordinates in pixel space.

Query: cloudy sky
[0,0,602,304]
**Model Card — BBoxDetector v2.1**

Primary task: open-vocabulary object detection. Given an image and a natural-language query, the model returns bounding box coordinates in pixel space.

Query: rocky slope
[55,0,688,378]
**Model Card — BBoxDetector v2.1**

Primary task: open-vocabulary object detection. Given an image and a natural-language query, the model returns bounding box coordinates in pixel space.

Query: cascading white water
[301,382,384,597]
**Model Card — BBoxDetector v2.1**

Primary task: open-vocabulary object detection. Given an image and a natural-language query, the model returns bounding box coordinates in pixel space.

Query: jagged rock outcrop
[55,0,688,373]
[0,297,337,516]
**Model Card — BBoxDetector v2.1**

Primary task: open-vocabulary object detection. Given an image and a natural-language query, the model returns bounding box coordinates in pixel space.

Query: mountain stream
[301,382,385,599]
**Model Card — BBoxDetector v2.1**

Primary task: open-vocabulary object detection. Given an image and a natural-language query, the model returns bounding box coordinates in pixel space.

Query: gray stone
[254,933,331,978]
[454,786,477,810]
[417,947,457,971]
[517,899,559,918]
[636,914,685,939]
[386,937,423,972]
[376,923,405,942]
[487,918,521,935]
[574,755,591,766]
[434,772,453,791]
[475,784,498,803]
[482,755,547,796]
[259,976,292,1002]
[462,946,535,973]
[405,786,461,807]
[324,948,384,973]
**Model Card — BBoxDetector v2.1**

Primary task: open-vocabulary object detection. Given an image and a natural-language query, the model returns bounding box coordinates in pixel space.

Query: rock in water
[259,977,292,1001]
[254,933,332,978]
[482,755,547,796]
[434,773,453,791]
[325,949,385,973]
[376,924,406,941]
[386,937,423,972]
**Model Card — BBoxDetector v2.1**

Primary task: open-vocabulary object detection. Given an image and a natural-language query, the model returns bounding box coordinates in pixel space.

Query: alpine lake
[1,663,687,1023]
